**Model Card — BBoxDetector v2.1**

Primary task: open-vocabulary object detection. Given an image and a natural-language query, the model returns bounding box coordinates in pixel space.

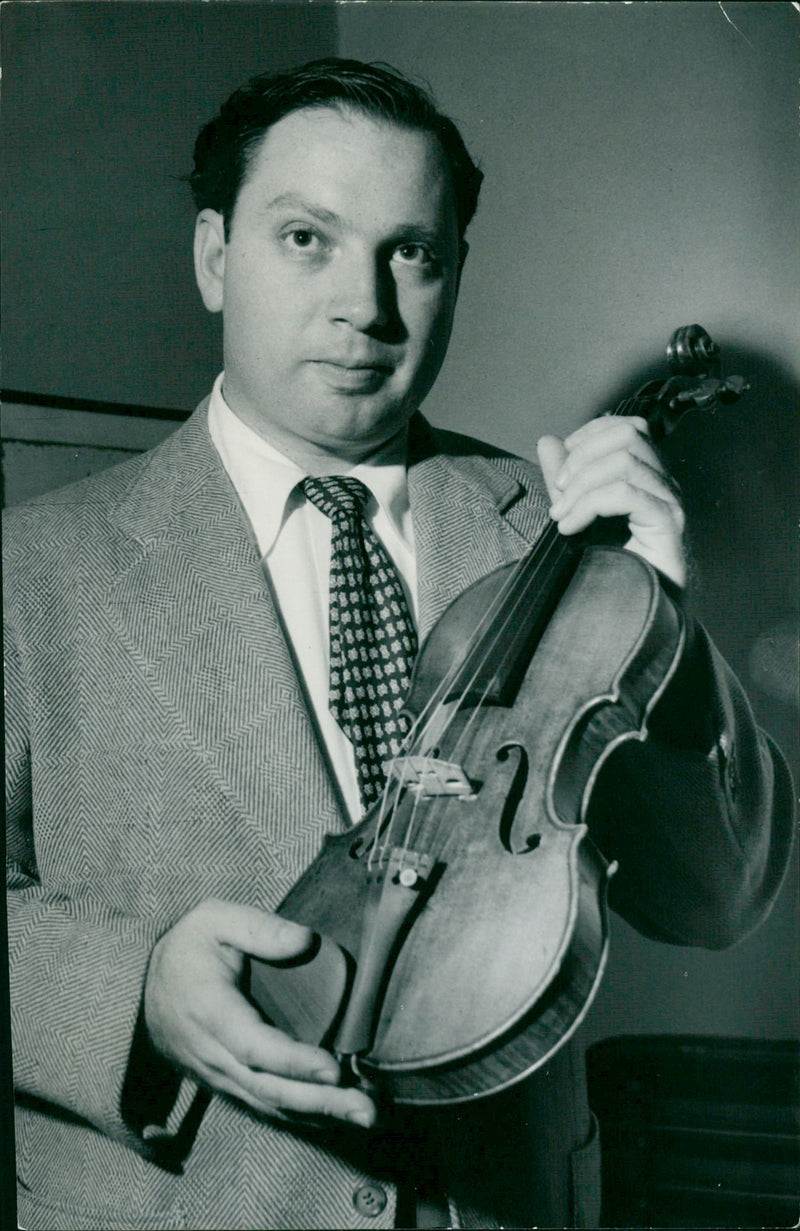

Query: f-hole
[497,744,539,854]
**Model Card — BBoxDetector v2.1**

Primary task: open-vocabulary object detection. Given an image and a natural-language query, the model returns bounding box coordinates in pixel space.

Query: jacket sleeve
[5,623,197,1159]
[586,610,795,948]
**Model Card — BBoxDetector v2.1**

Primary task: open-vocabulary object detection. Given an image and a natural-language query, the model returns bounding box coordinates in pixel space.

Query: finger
[191,1028,340,1094]
[205,1051,377,1127]
[559,418,659,486]
[550,452,683,522]
[197,898,315,964]
[228,1061,377,1127]
[551,479,688,585]
[536,435,568,503]
[552,480,684,538]
[564,414,650,451]
[183,1011,352,1108]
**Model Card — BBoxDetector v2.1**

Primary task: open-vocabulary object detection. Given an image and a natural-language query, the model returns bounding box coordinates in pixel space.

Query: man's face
[194,105,463,466]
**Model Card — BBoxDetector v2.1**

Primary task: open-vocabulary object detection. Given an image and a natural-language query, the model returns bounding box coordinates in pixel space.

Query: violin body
[250,546,685,1104]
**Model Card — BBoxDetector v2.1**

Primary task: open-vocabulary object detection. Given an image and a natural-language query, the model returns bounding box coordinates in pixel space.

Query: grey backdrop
[2,1,797,1049]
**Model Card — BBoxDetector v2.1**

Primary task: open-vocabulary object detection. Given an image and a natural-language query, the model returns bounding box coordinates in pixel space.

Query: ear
[194,209,227,313]
[455,239,469,297]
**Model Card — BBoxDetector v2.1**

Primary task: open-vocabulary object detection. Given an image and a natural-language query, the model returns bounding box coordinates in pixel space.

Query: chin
[328,398,415,445]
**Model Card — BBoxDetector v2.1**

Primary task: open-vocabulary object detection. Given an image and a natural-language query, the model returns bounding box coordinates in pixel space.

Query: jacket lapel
[407,418,550,640]
[105,406,346,894]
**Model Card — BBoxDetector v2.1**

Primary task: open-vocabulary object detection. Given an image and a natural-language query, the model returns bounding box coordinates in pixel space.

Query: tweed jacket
[5,404,793,1231]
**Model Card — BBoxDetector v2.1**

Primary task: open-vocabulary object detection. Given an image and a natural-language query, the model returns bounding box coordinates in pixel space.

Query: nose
[327,249,394,335]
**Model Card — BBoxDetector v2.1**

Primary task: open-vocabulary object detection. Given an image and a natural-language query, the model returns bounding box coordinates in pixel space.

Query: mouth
[316,357,394,371]
[310,360,394,393]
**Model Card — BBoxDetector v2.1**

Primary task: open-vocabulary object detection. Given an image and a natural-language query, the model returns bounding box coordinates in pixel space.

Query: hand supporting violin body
[143,899,377,1129]
[537,416,687,590]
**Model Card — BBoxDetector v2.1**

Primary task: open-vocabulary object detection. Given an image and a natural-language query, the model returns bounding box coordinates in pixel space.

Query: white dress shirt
[207,373,418,822]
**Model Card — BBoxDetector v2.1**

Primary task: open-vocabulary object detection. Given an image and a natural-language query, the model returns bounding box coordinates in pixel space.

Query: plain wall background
[340,1,799,443]
[2,2,797,1050]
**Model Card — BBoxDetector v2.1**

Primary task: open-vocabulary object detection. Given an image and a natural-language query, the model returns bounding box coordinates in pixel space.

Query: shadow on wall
[600,341,798,775]
[579,340,798,1049]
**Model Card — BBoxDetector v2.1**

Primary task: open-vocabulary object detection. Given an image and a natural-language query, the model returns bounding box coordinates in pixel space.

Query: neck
[292,429,410,475]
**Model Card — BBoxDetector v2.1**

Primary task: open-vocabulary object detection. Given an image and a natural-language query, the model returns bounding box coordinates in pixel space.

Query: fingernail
[555,469,567,488]
[348,1107,374,1129]
[550,498,565,517]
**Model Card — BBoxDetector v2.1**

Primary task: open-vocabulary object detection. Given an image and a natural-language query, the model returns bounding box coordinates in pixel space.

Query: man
[5,59,793,1230]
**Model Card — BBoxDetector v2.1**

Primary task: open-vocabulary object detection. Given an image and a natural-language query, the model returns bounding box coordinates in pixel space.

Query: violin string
[365,767,402,872]
[398,766,427,857]
[386,529,557,771]
[365,390,649,870]
[377,509,581,867]
[429,393,646,742]
[420,395,653,857]
[384,520,568,861]
[403,525,562,765]
[365,534,555,868]
[366,541,537,867]
[426,522,580,858]
[404,392,651,857]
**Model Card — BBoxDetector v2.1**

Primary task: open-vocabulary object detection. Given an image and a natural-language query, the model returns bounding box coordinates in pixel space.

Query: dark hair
[189,58,483,241]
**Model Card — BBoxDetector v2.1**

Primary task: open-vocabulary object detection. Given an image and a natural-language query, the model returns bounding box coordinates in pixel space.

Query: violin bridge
[385,755,476,798]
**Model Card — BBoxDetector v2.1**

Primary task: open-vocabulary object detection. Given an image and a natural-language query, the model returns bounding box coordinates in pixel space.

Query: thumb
[536,435,567,504]
[201,898,315,963]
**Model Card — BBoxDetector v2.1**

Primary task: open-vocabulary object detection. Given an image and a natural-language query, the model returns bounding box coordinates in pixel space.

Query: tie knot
[301,475,369,522]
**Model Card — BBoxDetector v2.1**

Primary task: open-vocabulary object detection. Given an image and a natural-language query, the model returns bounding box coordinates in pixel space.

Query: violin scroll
[642,324,749,440]
[667,324,721,377]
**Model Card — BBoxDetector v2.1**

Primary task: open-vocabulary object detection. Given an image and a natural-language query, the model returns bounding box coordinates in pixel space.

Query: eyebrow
[262,193,451,246]
[262,193,344,229]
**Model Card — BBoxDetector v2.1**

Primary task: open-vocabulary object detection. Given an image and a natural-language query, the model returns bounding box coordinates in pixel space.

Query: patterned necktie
[301,475,417,811]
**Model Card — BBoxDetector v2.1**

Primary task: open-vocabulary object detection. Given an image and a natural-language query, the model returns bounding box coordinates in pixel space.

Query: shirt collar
[207,373,413,556]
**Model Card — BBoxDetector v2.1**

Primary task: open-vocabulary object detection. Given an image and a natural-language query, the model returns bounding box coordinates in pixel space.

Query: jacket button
[353,1182,388,1217]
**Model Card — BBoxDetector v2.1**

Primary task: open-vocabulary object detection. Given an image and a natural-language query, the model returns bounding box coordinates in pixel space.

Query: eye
[393,243,435,267]
[282,227,324,253]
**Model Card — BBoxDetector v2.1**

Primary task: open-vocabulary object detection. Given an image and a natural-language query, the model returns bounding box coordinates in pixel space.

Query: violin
[248,325,747,1105]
